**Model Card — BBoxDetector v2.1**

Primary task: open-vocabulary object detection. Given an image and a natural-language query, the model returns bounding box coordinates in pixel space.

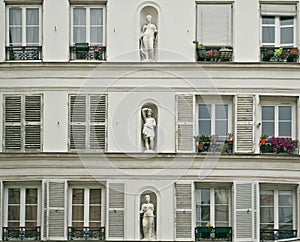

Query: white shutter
[47,181,66,240]
[42,180,48,240]
[0,181,2,240]
[234,182,258,242]
[25,95,42,150]
[261,4,297,16]
[176,94,194,152]
[175,183,192,240]
[108,183,124,239]
[4,96,22,150]
[235,95,254,153]
[197,4,232,46]
[89,95,106,151]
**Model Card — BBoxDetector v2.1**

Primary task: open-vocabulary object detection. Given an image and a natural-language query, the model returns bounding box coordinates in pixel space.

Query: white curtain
[26,8,39,45]
[73,8,86,44]
[9,8,22,45]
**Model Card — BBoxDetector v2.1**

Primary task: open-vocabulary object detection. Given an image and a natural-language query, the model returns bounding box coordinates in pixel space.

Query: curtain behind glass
[72,189,84,227]
[90,8,103,45]
[9,8,22,45]
[73,8,86,44]
[25,188,38,227]
[26,8,39,45]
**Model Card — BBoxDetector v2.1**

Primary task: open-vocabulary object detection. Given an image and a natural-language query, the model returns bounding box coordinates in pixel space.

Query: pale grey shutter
[108,183,124,239]
[0,181,2,240]
[176,94,194,152]
[197,4,232,46]
[175,183,192,239]
[25,95,42,150]
[261,4,297,16]
[235,95,254,153]
[89,95,106,151]
[48,181,66,240]
[42,180,48,240]
[4,96,22,150]
[70,95,86,150]
[234,182,257,242]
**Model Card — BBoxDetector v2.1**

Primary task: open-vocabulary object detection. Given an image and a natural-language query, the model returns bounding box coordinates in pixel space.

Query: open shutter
[176,94,194,152]
[234,182,258,242]
[25,95,42,150]
[235,95,254,153]
[4,96,22,150]
[108,183,124,239]
[0,181,2,240]
[89,95,106,151]
[175,183,192,240]
[47,181,66,240]
[42,180,48,240]
[70,95,87,150]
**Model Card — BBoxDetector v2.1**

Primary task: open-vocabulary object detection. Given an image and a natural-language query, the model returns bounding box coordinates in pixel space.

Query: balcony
[2,227,40,241]
[195,135,233,154]
[195,226,232,241]
[70,43,106,61]
[68,227,105,240]
[195,46,233,62]
[260,229,297,241]
[6,46,42,61]
[261,47,299,62]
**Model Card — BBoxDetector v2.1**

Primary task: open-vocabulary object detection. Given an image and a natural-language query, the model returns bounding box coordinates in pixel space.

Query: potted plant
[260,134,268,145]
[195,135,211,152]
[193,41,206,61]
[227,132,234,153]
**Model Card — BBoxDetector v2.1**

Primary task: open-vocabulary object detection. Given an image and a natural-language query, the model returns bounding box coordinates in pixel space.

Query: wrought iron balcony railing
[260,229,297,241]
[261,47,299,62]
[195,46,233,62]
[195,226,232,241]
[70,43,106,61]
[2,226,41,241]
[68,227,105,241]
[6,46,42,61]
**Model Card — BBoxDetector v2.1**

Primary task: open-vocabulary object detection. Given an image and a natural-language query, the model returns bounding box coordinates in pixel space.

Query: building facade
[0,0,300,241]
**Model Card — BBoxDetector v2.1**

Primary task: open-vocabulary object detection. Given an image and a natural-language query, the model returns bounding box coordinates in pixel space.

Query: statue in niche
[140,15,157,61]
[142,108,156,152]
[140,194,155,240]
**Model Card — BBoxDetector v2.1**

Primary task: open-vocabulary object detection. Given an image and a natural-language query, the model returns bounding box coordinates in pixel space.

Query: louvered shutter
[70,95,86,150]
[89,95,106,151]
[108,183,124,239]
[235,95,254,153]
[175,183,192,239]
[0,181,2,240]
[25,95,42,150]
[234,182,258,242]
[47,181,66,240]
[42,180,48,240]
[176,95,194,152]
[4,96,22,150]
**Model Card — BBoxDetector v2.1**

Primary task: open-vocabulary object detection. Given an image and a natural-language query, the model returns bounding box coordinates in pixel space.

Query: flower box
[260,137,298,155]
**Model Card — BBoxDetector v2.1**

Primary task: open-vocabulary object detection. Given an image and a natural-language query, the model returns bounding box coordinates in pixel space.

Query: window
[262,105,293,137]
[196,4,232,47]
[71,7,105,46]
[69,95,107,151]
[4,95,42,152]
[261,4,296,47]
[195,186,231,227]
[260,186,296,240]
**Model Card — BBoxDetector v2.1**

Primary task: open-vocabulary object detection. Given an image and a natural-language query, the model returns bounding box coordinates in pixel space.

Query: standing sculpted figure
[140,15,157,61]
[140,195,155,240]
[142,108,156,151]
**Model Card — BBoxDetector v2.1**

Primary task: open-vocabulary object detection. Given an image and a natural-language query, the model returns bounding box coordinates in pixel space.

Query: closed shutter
[25,95,42,150]
[47,181,66,240]
[235,95,254,153]
[108,183,124,239]
[0,181,2,240]
[176,94,194,152]
[234,182,258,242]
[42,180,48,240]
[89,95,106,150]
[261,4,297,16]
[175,183,192,239]
[4,96,22,150]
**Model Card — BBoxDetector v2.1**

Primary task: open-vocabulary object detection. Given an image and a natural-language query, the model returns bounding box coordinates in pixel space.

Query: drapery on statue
[140,15,157,61]
[140,194,155,240]
[142,108,156,151]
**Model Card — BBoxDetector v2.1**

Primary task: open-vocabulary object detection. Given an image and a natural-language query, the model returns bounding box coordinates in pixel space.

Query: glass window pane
[90,8,103,25]
[26,189,37,204]
[73,8,86,25]
[262,122,274,137]
[9,8,22,25]
[279,122,291,137]
[262,106,275,120]
[260,190,274,206]
[9,28,22,45]
[196,189,210,204]
[72,206,84,220]
[26,205,37,220]
[90,27,103,45]
[279,106,291,121]
[8,188,20,204]
[262,27,275,44]
[8,206,20,220]
[26,8,39,25]
[281,27,293,45]
[215,205,229,222]
[260,207,274,223]
[215,120,228,138]
[280,17,293,26]
[215,189,229,204]
[74,27,86,43]
[26,27,39,44]
[215,105,228,119]
[201,206,210,222]
[199,120,211,136]
[279,207,293,224]
[90,189,101,204]
[72,189,84,204]
[262,16,275,25]
[89,206,101,221]
[279,191,292,206]
[199,104,211,119]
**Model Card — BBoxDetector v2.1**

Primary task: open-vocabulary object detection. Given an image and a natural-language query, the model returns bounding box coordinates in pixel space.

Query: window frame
[68,185,105,228]
[70,5,106,46]
[3,184,41,228]
[195,184,232,227]
[261,15,295,47]
[6,5,42,46]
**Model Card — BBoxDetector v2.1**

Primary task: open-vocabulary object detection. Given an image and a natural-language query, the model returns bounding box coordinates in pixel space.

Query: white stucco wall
[0,1,5,62]
[43,0,69,61]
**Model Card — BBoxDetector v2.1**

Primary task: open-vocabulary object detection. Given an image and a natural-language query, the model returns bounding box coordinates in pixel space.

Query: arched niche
[141,103,158,152]
[139,190,157,240]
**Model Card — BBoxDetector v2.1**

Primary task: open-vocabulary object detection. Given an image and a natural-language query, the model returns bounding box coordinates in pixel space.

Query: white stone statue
[140,15,157,61]
[142,108,156,151]
[140,194,155,240]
